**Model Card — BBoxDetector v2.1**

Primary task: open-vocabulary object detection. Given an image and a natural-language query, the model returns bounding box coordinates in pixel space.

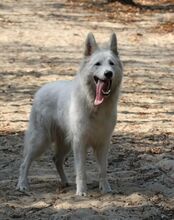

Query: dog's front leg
[73,139,87,196]
[95,144,112,194]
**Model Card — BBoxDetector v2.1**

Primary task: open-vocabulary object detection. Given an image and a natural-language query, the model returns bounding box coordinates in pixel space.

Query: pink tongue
[94,80,105,106]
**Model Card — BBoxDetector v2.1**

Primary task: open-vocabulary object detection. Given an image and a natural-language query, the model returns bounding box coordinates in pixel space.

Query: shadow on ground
[0,130,174,219]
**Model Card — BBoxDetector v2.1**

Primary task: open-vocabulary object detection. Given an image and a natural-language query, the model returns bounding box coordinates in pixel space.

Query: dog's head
[80,33,123,106]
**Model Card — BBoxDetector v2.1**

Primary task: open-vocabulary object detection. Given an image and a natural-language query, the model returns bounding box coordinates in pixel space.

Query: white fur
[17,33,123,196]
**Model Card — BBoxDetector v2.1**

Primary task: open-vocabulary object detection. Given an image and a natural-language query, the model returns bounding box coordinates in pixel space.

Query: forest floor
[0,0,174,219]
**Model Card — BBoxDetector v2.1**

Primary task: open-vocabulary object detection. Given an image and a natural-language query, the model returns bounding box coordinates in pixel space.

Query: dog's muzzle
[94,76,112,106]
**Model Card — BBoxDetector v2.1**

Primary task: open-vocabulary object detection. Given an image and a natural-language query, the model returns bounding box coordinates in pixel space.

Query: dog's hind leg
[53,142,70,187]
[17,128,49,192]
[95,143,112,194]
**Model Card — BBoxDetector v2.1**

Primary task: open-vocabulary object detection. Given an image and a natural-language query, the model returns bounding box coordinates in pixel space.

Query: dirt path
[0,0,174,219]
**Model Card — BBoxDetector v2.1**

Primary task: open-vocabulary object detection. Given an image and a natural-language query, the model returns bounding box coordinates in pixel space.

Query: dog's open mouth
[94,76,112,106]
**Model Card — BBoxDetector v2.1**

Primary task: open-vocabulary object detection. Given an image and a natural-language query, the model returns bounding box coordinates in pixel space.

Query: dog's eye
[95,62,101,66]
[109,60,114,66]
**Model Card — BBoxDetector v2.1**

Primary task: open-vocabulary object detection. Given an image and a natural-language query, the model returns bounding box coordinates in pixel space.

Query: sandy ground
[0,0,174,219]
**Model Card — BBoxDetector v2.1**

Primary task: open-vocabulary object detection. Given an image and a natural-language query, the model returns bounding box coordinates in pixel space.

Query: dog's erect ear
[110,33,118,55]
[84,33,98,57]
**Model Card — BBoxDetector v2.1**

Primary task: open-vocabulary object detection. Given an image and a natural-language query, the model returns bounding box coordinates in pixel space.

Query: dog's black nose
[104,71,113,79]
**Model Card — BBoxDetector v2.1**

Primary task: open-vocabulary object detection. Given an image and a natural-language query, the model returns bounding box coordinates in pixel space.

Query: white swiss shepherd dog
[17,33,123,196]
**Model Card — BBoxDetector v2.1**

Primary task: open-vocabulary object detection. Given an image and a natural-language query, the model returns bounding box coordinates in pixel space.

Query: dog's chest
[69,98,117,145]
[86,109,116,144]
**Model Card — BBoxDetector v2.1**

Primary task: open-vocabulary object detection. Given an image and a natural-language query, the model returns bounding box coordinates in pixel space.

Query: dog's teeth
[102,89,111,95]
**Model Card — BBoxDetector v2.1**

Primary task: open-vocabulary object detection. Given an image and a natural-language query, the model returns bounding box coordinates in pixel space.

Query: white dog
[17,33,123,196]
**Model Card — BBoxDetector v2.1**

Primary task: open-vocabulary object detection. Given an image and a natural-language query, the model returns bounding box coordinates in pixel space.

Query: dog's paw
[99,179,112,194]
[76,183,87,196]
[76,190,87,196]
[16,179,29,192]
